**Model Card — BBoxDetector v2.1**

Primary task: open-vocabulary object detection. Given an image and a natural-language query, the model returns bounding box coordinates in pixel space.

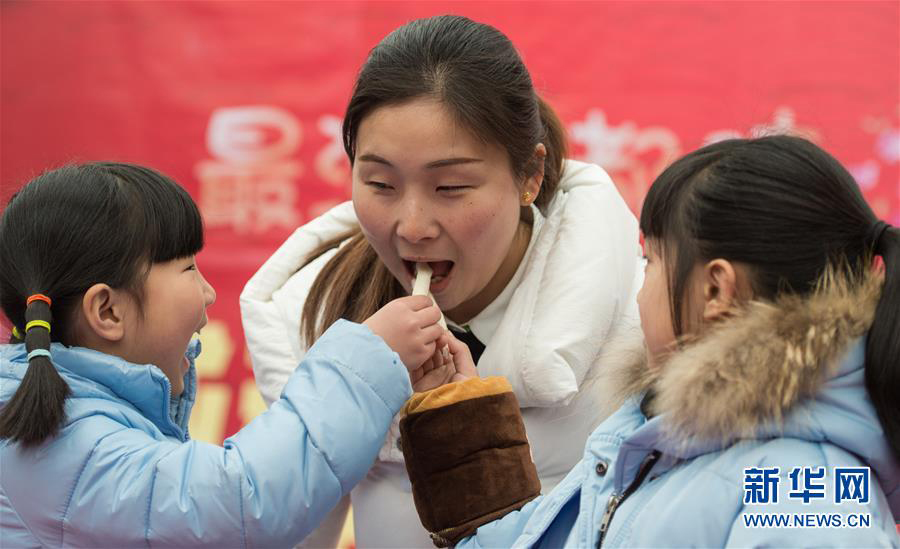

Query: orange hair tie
[26,294,52,307]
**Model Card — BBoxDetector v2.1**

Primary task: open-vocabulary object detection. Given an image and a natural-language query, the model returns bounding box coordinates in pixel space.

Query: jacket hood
[618,269,899,512]
[0,340,200,440]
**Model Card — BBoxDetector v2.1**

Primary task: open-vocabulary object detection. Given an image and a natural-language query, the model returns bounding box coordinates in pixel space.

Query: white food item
[413,263,448,329]
[412,263,433,297]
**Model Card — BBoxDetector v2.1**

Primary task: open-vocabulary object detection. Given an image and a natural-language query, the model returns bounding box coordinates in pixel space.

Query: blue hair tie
[27,349,52,362]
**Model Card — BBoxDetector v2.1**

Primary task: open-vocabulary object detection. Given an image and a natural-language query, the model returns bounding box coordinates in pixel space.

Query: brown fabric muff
[400,376,540,547]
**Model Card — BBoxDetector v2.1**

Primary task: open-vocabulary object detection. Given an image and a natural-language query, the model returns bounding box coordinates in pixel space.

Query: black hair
[0,162,203,447]
[342,14,567,212]
[640,135,900,457]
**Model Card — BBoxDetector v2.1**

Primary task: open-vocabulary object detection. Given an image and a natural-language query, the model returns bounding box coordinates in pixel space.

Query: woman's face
[352,98,540,321]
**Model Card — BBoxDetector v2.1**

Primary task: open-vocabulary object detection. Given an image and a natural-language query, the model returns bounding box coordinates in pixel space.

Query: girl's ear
[80,283,129,342]
[521,143,546,206]
[701,259,740,322]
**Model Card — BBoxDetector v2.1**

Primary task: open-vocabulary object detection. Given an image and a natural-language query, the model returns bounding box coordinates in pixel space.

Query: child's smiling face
[123,257,216,396]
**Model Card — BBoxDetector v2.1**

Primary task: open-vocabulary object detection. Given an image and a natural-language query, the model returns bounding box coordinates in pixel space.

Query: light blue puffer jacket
[0,320,412,548]
[460,275,900,548]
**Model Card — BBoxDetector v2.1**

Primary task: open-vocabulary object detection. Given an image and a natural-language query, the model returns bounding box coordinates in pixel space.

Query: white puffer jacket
[240,159,645,547]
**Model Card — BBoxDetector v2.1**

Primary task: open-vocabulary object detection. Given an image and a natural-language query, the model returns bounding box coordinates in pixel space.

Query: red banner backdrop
[2,1,898,446]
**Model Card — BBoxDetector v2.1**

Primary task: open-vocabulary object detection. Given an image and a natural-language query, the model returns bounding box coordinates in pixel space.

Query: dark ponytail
[534,95,567,211]
[300,231,406,345]
[0,162,203,447]
[865,225,900,457]
[0,299,70,447]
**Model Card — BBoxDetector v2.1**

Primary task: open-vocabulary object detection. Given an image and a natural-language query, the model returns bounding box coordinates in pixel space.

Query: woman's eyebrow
[357,153,483,169]
[424,157,483,169]
[358,153,394,166]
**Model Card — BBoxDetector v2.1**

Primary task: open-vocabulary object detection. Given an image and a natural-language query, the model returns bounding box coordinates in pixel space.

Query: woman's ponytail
[300,230,406,346]
[534,95,568,213]
[865,223,900,458]
[0,296,71,447]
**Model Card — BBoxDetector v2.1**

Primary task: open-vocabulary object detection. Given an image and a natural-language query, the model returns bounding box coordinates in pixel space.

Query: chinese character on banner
[834,467,870,504]
[743,467,780,504]
[788,466,827,504]
[195,106,303,234]
[315,114,351,187]
[570,109,681,215]
[703,107,822,146]
[849,113,899,222]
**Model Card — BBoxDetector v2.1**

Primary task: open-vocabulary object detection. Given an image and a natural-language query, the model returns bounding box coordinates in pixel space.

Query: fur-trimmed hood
[615,269,900,515]
[471,269,900,548]
[631,269,882,442]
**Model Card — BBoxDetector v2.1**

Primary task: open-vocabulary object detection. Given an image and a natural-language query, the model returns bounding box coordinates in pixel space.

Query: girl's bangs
[100,163,204,263]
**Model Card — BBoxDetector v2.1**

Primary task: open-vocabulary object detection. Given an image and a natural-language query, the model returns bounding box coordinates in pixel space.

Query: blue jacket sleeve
[62,320,412,547]
[456,497,544,549]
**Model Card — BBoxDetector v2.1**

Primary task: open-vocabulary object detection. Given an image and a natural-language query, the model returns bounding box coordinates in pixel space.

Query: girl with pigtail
[0,162,451,547]
[398,135,900,547]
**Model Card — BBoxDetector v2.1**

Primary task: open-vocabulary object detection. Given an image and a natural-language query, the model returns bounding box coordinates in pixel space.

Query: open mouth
[403,259,455,291]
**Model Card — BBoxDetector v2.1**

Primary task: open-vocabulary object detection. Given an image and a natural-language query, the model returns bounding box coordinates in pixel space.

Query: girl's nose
[200,273,217,306]
[395,200,439,243]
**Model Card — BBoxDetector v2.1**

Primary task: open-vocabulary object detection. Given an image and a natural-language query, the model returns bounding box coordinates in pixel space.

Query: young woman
[240,15,643,547]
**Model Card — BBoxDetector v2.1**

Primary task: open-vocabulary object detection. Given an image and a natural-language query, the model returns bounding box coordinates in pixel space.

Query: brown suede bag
[400,377,541,547]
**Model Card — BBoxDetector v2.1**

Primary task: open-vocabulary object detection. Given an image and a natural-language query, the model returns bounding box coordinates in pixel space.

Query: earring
[522,191,533,205]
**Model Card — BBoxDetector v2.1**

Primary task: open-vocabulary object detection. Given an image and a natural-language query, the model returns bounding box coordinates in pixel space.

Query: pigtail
[534,95,567,213]
[865,224,900,458]
[0,297,71,447]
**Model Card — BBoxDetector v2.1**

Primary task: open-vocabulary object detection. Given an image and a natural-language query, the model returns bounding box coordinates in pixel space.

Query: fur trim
[629,269,883,444]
